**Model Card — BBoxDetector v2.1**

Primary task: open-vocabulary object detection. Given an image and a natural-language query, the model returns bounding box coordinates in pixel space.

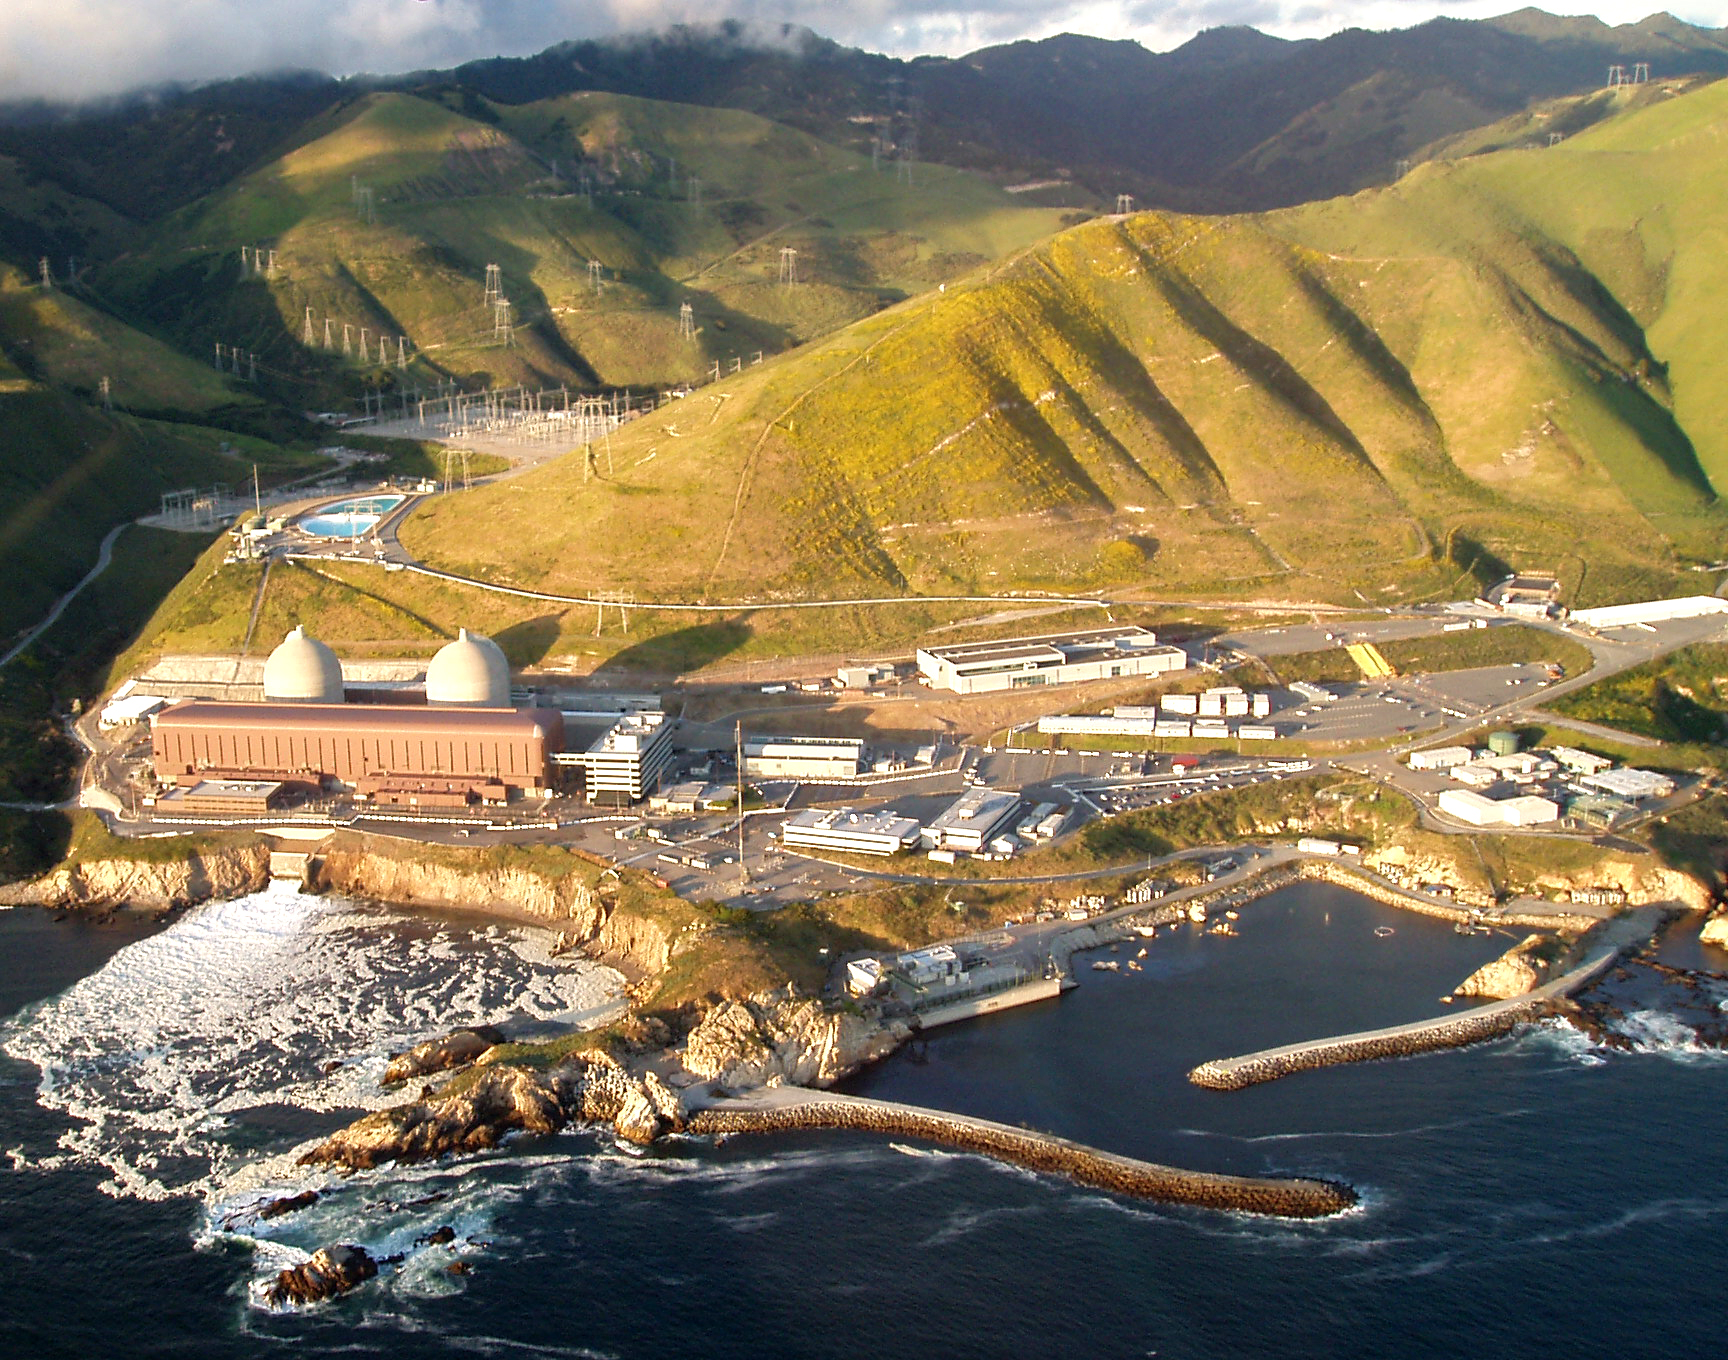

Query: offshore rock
[299,1065,564,1170]
[1454,934,1554,999]
[681,989,912,1088]
[261,1244,377,1308]
[0,843,269,910]
[383,1026,505,1085]
[1701,913,1728,947]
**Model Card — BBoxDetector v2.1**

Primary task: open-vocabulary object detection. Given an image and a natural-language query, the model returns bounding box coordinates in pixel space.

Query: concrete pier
[686,1087,1357,1218]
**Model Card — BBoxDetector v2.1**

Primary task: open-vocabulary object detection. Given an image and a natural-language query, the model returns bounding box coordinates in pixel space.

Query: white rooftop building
[781,807,921,856]
[1407,746,1475,772]
[1579,768,1676,802]
[916,626,1186,694]
[555,710,676,803]
[743,736,864,780]
[924,788,1022,852]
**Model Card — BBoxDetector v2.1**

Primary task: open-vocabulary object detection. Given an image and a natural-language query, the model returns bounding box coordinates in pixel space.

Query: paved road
[0,523,125,672]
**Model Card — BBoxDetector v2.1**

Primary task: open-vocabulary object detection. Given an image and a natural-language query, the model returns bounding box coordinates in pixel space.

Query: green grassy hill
[90,90,1073,398]
[386,77,1728,610]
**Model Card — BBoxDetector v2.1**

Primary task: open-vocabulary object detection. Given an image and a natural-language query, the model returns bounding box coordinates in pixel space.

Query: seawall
[685,1090,1356,1218]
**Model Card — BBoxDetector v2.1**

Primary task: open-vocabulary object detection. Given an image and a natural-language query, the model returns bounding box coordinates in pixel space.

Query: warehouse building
[742,736,865,780]
[924,787,1022,852]
[916,626,1186,694]
[1579,767,1676,802]
[781,807,922,856]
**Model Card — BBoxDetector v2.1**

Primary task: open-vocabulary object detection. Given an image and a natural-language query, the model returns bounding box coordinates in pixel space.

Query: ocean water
[1,880,1725,1359]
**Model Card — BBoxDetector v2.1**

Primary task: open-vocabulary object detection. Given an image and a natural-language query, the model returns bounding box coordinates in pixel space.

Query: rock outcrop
[1701,913,1728,948]
[681,988,912,1089]
[1454,935,1555,999]
[383,1026,505,1085]
[261,1245,377,1308]
[300,1052,691,1169]
[0,843,269,910]
[313,848,604,928]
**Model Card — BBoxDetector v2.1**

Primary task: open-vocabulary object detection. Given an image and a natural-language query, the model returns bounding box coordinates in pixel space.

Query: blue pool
[296,494,406,538]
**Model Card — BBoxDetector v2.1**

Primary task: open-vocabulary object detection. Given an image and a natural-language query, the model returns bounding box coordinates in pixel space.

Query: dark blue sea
[2,879,1724,1359]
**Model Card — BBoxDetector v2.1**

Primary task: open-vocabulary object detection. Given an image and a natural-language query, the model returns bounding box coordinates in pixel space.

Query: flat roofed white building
[1037,714,1158,737]
[1552,746,1614,776]
[925,787,1022,851]
[1437,788,1503,825]
[743,736,864,780]
[558,710,676,802]
[1570,596,1728,629]
[916,626,1186,694]
[1408,746,1476,771]
[1498,794,1560,826]
[782,807,921,856]
[1580,768,1676,801]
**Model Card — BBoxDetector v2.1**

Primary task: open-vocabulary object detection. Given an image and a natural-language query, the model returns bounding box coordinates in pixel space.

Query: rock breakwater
[686,1092,1357,1218]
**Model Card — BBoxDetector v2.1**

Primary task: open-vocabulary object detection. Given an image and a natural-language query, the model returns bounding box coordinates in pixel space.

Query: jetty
[685,1086,1356,1218]
[1188,909,1665,1091]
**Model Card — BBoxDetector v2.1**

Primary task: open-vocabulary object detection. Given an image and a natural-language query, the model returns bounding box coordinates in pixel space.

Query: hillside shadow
[495,612,566,666]
[593,618,753,679]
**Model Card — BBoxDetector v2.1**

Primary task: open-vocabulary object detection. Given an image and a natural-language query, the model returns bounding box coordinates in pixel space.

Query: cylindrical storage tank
[1486,730,1521,757]
[262,626,344,703]
[426,628,511,707]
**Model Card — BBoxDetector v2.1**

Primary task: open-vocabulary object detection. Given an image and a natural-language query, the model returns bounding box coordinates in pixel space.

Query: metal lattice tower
[230,345,242,375]
[668,155,677,193]
[266,249,278,277]
[687,175,701,208]
[1633,62,1650,82]
[323,318,334,350]
[1396,158,1412,177]
[214,342,224,370]
[342,324,353,357]
[240,246,252,274]
[397,336,408,369]
[247,352,256,383]
[588,259,604,294]
[778,247,798,286]
[678,302,695,339]
[303,308,316,346]
[493,298,513,345]
[100,376,112,411]
[1548,132,1564,146]
[39,257,51,289]
[483,263,502,308]
[1115,193,1134,214]
[1607,64,1627,87]
[358,329,370,364]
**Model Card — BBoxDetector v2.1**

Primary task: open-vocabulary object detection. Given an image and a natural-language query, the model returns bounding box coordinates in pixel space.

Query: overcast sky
[2,0,1724,103]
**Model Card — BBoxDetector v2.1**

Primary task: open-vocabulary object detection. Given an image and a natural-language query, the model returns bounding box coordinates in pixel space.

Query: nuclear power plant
[150,626,564,811]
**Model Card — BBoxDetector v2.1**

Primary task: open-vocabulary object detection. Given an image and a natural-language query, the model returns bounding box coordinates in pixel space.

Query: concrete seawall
[916,976,1066,1030]
[686,1089,1356,1218]
[1188,919,1649,1092]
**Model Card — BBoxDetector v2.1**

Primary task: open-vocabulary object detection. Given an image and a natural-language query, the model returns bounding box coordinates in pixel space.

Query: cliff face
[311,847,673,978]
[681,988,913,1089]
[1366,845,1712,913]
[0,843,269,910]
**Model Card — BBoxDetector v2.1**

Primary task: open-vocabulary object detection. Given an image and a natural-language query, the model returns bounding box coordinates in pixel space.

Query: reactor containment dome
[262,626,345,704]
[426,628,511,707]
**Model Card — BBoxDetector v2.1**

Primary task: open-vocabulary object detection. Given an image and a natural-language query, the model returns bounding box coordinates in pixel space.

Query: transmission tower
[1633,62,1650,82]
[323,317,335,350]
[778,247,798,286]
[214,341,224,370]
[483,263,502,308]
[1396,158,1412,177]
[247,352,256,383]
[1115,193,1134,214]
[668,155,678,193]
[342,324,353,357]
[266,249,278,277]
[359,329,370,363]
[99,376,112,411]
[493,298,513,345]
[678,302,695,340]
[1548,132,1564,146]
[688,175,701,207]
[1607,64,1627,87]
[303,307,316,346]
[588,259,604,294]
[38,257,52,289]
[397,335,408,369]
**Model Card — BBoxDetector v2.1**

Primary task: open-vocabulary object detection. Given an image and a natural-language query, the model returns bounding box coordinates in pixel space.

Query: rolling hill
[86,89,1073,397]
[389,76,1728,612]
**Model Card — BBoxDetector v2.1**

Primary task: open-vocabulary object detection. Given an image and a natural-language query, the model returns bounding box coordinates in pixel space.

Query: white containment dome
[262,626,345,704]
[426,628,511,707]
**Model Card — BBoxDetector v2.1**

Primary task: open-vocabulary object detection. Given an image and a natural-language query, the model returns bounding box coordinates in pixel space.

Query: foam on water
[0,881,625,1205]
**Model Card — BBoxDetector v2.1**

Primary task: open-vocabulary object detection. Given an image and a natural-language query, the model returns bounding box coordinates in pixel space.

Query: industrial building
[916,626,1186,694]
[924,787,1022,852]
[1407,746,1476,772]
[555,711,677,804]
[781,807,922,856]
[147,626,560,805]
[742,736,865,780]
[1569,596,1728,629]
[1437,788,1559,827]
[1579,768,1676,802]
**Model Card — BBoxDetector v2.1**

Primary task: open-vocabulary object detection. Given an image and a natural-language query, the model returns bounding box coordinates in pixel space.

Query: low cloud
[1,0,1724,104]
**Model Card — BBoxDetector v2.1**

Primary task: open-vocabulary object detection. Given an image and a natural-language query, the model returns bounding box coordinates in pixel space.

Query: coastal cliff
[681,987,914,1089]
[0,841,268,910]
